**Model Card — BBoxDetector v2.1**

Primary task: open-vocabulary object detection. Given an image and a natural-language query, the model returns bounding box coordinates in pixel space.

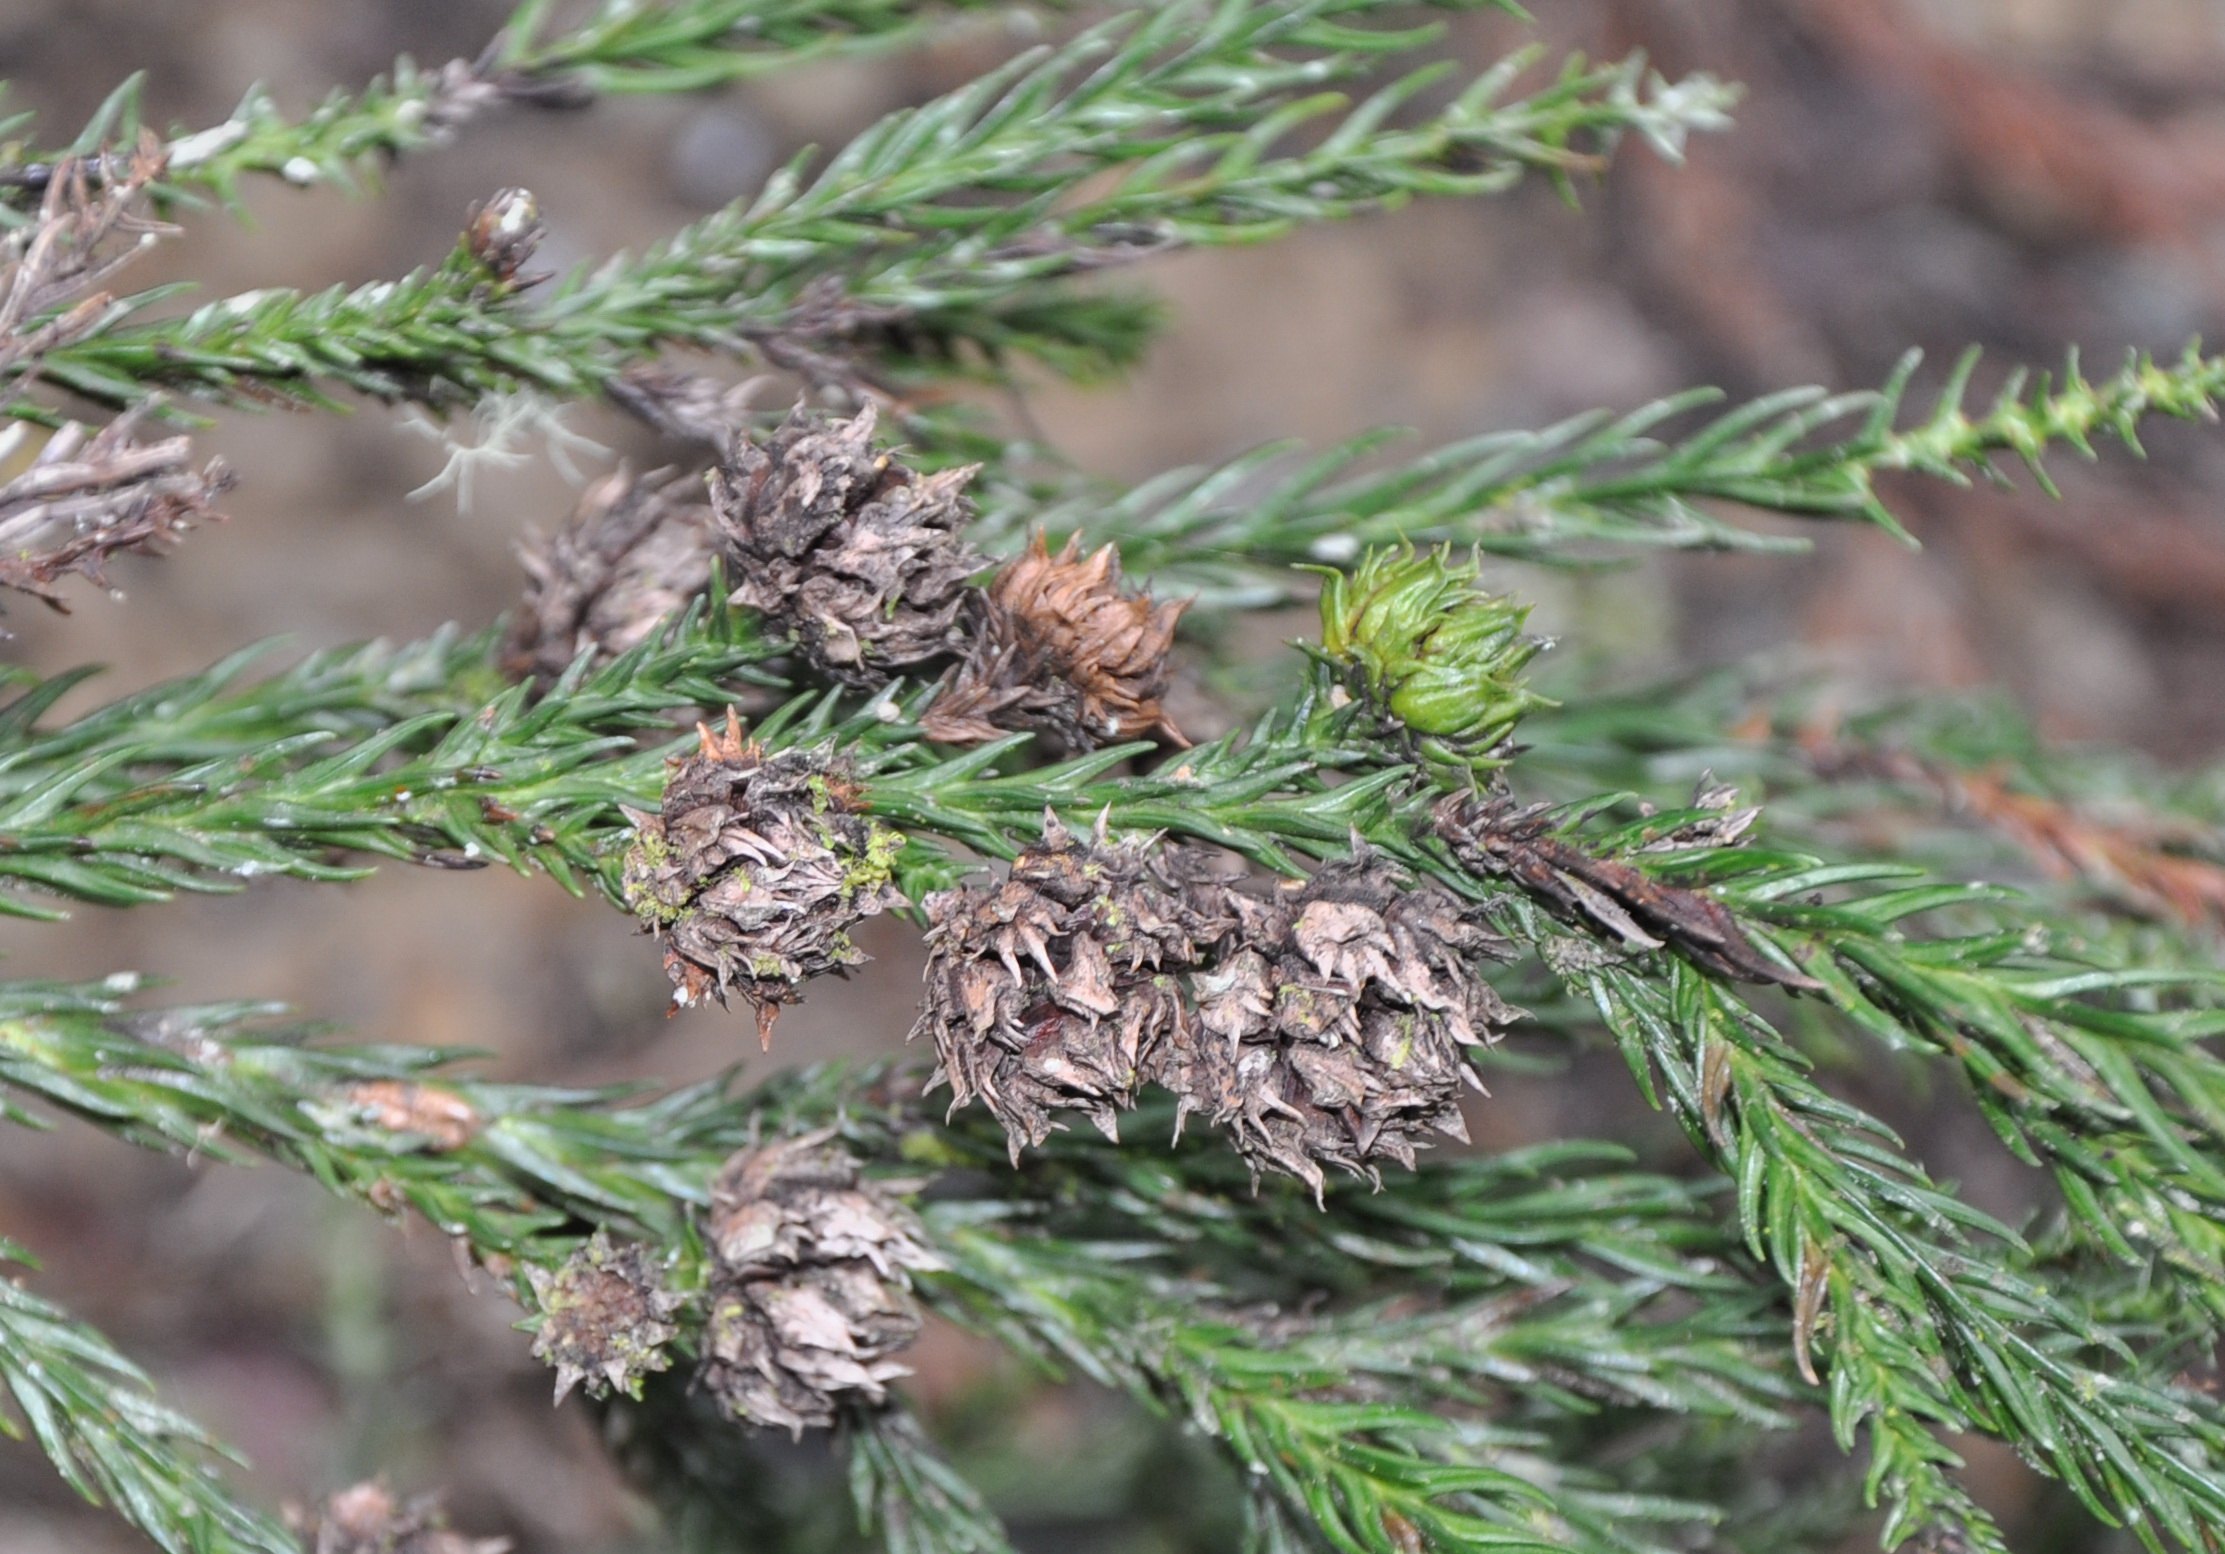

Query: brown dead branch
[1802,729,2225,930]
[0,404,232,611]
[0,135,173,390]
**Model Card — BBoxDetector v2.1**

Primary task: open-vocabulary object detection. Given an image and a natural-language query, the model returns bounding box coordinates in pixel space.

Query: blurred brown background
[1,0,2223,1548]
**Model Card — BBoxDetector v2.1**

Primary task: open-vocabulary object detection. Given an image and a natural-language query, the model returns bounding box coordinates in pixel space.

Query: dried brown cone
[501,463,716,683]
[922,533,1188,755]
[620,715,906,1045]
[1150,844,1519,1198]
[699,1130,943,1436]
[525,1230,685,1404]
[912,812,1233,1161]
[1433,792,1819,990]
[711,403,983,687]
[304,1482,510,1554]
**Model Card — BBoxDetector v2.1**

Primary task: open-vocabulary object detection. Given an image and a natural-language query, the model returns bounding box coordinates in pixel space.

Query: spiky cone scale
[913,812,1232,1160]
[525,1230,684,1404]
[1433,792,1819,990]
[698,1131,942,1436]
[502,464,716,684]
[620,716,906,1044]
[1315,546,1552,779]
[1150,845,1519,1199]
[711,404,984,687]
[923,533,1189,755]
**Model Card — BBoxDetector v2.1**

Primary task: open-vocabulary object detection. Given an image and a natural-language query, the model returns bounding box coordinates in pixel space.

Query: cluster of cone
[520,1136,940,1436]
[619,713,906,1039]
[915,814,1519,1197]
[564,405,1193,1027]
[508,402,1187,755]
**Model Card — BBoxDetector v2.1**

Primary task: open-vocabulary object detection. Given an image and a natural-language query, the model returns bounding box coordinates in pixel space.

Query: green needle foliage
[976,339,2225,600]
[16,4,1735,419]
[3,2,2225,1552]
[0,1239,297,1554]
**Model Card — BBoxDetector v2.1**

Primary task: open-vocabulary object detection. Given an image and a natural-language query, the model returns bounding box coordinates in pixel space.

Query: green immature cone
[1314,547,1553,780]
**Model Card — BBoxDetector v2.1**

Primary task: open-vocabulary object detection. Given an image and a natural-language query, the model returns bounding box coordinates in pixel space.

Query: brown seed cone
[502,464,716,684]
[712,404,984,687]
[1432,792,1819,990]
[699,1131,942,1436]
[620,716,906,1044]
[1150,845,1519,1198]
[912,813,1233,1161]
[525,1230,685,1404]
[922,534,1188,755]
[306,1482,510,1554]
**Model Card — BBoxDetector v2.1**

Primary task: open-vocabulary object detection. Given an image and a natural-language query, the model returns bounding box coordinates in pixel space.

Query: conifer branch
[1569,952,2225,1552]
[1508,683,2225,1329]
[4,0,1030,215]
[0,602,776,917]
[0,977,1806,1553]
[0,1240,296,1554]
[1038,341,2225,592]
[1658,852,2225,1360]
[928,1217,1764,1554]
[20,9,1733,418]
[1433,809,2225,1547]
[5,605,2220,1506]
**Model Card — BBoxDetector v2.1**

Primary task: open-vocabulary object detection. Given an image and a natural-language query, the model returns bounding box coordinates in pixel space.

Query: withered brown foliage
[0,146,235,609]
[526,1230,685,1404]
[502,463,716,682]
[913,812,1232,1160]
[303,1482,509,1554]
[923,533,1187,754]
[711,404,983,687]
[0,407,233,610]
[1151,845,1518,1197]
[698,1131,941,1436]
[1434,793,1818,990]
[0,138,172,389]
[1804,734,2225,930]
[621,716,905,1044]
[368,40,600,155]
[1636,776,1764,854]
[332,1080,482,1152]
